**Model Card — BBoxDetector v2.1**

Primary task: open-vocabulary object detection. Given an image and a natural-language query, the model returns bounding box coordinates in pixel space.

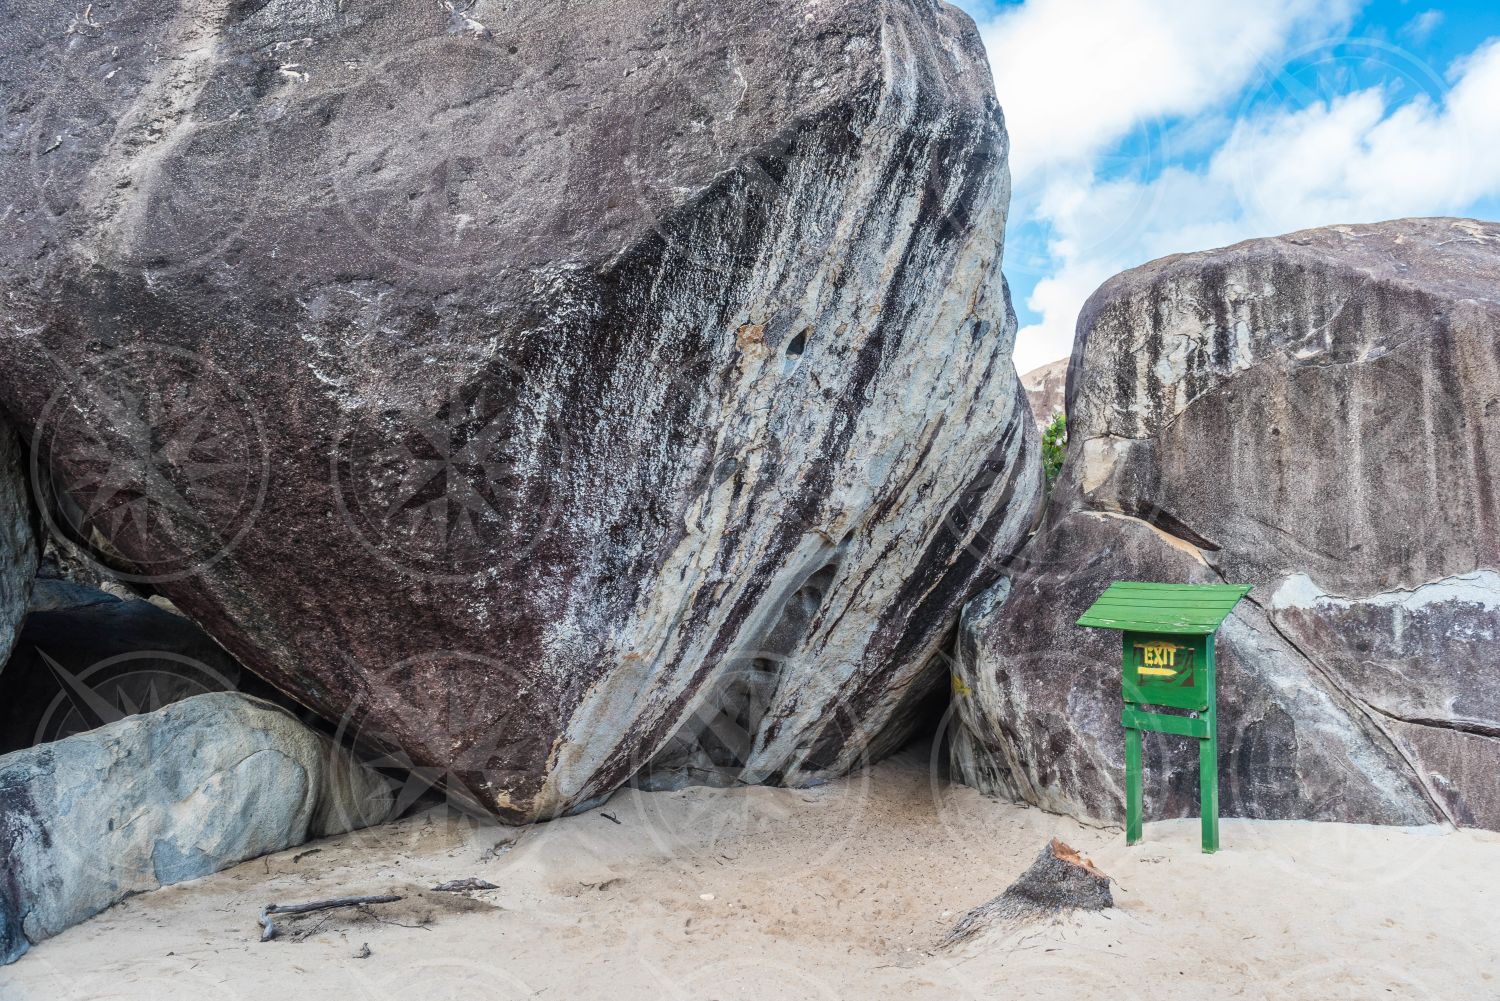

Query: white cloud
[1401,10,1444,44]
[1008,35,1500,373]
[975,0,1360,183]
[1219,37,1500,225]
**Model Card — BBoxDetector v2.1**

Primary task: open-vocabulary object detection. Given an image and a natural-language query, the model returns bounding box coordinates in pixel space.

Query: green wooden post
[1077,582,1250,854]
[1199,732,1219,852]
[1124,725,1143,845]
[1200,639,1219,853]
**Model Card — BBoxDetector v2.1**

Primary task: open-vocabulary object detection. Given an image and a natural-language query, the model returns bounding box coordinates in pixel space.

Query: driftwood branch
[431,878,498,893]
[258,895,403,941]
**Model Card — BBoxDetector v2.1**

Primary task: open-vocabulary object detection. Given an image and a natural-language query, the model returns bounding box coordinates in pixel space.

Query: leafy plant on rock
[1042,412,1067,486]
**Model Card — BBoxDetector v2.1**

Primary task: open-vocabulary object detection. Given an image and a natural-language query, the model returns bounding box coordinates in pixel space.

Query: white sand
[5,747,1498,1000]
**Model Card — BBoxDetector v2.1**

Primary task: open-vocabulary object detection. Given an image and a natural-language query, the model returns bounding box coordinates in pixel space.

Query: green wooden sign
[1078,581,1251,853]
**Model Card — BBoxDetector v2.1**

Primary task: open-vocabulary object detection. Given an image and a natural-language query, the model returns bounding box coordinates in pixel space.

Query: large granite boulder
[952,218,1500,829]
[0,692,393,965]
[0,0,1042,821]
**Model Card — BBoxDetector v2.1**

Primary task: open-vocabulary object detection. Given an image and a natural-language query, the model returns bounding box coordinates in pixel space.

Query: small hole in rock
[782,328,809,374]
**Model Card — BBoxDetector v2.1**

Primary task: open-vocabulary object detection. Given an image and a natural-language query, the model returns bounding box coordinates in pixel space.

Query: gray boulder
[1020,359,1068,429]
[25,578,120,613]
[0,692,393,964]
[0,0,1041,820]
[952,218,1500,829]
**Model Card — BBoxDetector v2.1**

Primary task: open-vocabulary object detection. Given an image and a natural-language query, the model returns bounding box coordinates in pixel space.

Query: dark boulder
[0,0,1042,821]
[0,421,38,680]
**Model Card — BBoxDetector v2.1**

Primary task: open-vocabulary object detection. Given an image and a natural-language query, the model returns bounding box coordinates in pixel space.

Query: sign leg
[1125,725,1143,845]
[1199,733,1219,854]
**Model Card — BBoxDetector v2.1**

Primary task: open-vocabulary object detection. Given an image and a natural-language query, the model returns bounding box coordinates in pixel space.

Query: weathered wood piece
[430,878,498,893]
[941,839,1112,948]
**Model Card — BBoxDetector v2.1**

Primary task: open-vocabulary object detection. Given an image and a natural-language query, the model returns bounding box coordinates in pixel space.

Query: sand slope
[4,749,1497,1000]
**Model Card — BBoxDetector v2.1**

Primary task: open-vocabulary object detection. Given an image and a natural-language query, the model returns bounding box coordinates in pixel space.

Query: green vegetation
[1041,412,1067,486]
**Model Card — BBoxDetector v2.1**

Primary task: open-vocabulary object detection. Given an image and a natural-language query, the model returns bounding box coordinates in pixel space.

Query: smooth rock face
[952,219,1500,829]
[0,0,1042,820]
[0,692,392,964]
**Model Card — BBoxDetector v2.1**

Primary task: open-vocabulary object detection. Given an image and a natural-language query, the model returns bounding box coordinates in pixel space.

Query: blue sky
[951,1,1500,370]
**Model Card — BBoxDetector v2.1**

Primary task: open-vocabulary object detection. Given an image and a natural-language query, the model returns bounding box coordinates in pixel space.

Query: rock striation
[0,692,392,965]
[952,219,1500,829]
[0,0,1042,820]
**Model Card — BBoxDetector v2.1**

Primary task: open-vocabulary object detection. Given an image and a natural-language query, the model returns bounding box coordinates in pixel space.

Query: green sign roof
[1077,581,1252,635]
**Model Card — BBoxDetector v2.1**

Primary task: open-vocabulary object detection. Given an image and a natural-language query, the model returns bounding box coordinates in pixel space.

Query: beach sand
[6,746,1497,1000]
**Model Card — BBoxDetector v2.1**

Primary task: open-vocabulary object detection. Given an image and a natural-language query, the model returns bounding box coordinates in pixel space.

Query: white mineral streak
[540,18,1034,811]
[1272,571,1500,616]
[70,9,234,268]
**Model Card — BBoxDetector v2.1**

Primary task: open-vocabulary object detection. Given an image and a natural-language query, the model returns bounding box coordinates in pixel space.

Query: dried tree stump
[942,839,1113,947]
